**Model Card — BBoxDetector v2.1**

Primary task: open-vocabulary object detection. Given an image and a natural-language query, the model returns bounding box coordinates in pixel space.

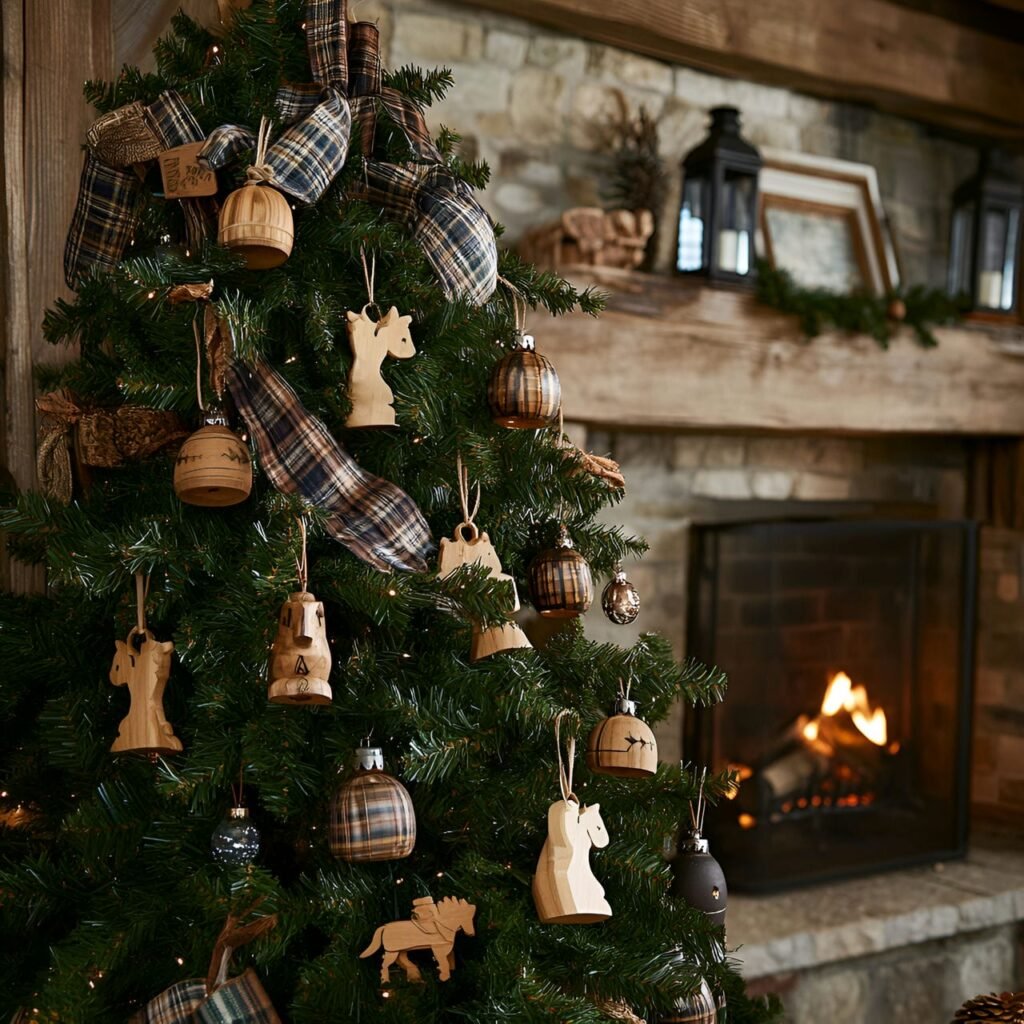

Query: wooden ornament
[218,183,293,270]
[586,695,658,778]
[110,629,183,755]
[330,746,416,861]
[528,526,593,618]
[488,334,561,429]
[345,305,416,428]
[159,142,218,198]
[438,521,532,661]
[533,797,612,924]
[360,896,476,984]
[174,415,252,507]
[268,591,332,704]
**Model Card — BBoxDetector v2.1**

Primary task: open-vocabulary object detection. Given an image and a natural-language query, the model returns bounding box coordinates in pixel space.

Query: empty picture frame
[758,150,900,295]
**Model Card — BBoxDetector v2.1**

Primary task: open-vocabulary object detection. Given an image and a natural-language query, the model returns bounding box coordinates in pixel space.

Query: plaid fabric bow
[226,358,433,573]
[198,0,351,204]
[350,161,498,305]
[64,91,212,286]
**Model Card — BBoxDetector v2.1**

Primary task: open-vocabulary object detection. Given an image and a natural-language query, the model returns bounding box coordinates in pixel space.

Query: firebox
[685,519,977,892]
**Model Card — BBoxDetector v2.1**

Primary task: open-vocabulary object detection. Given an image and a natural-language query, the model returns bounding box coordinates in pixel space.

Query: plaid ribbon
[198,1,351,204]
[350,161,497,305]
[196,969,280,1024]
[330,771,417,861]
[129,980,207,1024]
[64,90,208,285]
[226,358,433,573]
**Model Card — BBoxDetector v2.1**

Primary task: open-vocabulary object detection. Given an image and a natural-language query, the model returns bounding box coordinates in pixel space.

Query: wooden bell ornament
[528,525,593,618]
[533,713,612,924]
[174,318,252,507]
[346,252,416,428]
[586,687,658,778]
[268,518,332,705]
[110,574,183,756]
[218,118,293,270]
[330,745,416,862]
[437,457,532,661]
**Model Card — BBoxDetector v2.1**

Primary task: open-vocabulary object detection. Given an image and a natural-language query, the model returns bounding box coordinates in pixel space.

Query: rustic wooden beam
[544,268,1024,436]
[454,0,1024,139]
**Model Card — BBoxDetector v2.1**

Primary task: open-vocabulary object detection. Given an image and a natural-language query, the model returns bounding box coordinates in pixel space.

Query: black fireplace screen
[686,519,976,892]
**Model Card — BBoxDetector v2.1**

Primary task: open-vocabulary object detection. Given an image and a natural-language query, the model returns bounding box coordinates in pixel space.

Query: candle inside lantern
[717,229,750,274]
[977,270,1005,309]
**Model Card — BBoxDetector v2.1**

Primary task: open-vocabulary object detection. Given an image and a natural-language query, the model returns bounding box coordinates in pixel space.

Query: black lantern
[676,106,762,286]
[949,150,1024,317]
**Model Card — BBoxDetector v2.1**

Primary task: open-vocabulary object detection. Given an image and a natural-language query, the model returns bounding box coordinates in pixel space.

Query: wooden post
[0,0,111,593]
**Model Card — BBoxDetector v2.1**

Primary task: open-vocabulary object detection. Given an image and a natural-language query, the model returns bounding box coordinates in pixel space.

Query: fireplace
[685,518,977,892]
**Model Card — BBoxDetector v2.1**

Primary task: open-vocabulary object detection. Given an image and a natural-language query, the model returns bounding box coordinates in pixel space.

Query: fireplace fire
[686,519,976,891]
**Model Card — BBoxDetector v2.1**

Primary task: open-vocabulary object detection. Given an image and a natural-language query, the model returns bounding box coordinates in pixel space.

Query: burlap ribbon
[36,390,188,502]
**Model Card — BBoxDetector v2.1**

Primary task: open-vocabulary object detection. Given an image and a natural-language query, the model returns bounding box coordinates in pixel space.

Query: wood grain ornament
[437,522,532,661]
[268,591,332,704]
[345,305,416,428]
[109,629,183,755]
[159,142,217,198]
[218,183,294,270]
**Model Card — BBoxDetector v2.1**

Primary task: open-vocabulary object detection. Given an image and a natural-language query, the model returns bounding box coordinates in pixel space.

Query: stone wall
[974,528,1024,821]
[361,0,977,289]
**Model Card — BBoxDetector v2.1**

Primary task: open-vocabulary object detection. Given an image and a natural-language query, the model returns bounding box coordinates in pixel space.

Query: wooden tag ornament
[268,591,332,705]
[345,305,416,428]
[159,142,218,198]
[586,691,658,778]
[110,575,182,756]
[533,714,612,924]
[528,525,593,618]
[217,118,293,270]
[329,745,416,862]
[360,896,476,984]
[174,410,252,507]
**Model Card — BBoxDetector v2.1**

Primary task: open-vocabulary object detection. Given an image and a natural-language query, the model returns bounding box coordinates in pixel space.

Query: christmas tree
[0,4,781,1021]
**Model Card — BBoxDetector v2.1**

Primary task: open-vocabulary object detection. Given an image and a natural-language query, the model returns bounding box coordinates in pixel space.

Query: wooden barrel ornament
[173,414,252,507]
[528,526,593,618]
[330,746,416,862]
[218,181,294,270]
[488,333,561,429]
[586,696,658,778]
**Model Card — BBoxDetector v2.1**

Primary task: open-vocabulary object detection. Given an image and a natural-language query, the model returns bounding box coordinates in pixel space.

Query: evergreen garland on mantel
[755,259,968,349]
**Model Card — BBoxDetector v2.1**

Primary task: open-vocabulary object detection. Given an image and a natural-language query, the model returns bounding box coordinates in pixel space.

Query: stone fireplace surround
[577,427,1024,1022]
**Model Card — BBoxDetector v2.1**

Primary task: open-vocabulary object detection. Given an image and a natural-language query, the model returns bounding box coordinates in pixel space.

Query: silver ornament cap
[354,746,385,772]
[602,567,640,624]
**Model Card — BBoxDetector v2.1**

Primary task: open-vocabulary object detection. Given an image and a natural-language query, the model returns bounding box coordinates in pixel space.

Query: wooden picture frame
[757,150,900,295]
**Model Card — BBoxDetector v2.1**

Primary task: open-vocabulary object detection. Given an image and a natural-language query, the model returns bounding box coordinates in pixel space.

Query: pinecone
[954,992,1024,1023]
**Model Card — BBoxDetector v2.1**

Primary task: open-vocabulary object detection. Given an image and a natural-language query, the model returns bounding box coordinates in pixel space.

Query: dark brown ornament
[586,695,658,778]
[174,411,252,507]
[672,828,728,928]
[601,567,640,624]
[330,747,416,862]
[953,992,1024,1023]
[528,526,593,618]
[488,333,561,429]
[658,977,718,1023]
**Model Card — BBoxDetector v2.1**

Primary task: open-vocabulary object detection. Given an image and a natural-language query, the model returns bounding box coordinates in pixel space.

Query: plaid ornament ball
[330,760,416,862]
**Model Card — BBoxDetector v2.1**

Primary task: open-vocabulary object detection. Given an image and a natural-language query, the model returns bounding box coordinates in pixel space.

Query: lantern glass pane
[716,171,754,276]
[948,202,974,297]
[677,176,706,272]
[978,205,1019,310]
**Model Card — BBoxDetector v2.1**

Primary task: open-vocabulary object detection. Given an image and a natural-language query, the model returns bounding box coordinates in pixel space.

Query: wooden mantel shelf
[544,267,1024,436]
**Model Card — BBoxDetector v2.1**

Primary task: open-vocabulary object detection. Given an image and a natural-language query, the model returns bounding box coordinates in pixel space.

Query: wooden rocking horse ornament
[110,573,183,755]
[360,896,477,984]
[533,712,612,924]
[345,250,416,428]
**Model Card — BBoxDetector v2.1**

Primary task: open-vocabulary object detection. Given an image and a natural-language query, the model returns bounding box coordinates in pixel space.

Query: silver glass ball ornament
[601,566,640,624]
[211,806,261,865]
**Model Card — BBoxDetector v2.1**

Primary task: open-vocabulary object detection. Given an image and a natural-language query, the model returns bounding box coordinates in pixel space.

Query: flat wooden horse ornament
[345,305,415,428]
[110,628,183,755]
